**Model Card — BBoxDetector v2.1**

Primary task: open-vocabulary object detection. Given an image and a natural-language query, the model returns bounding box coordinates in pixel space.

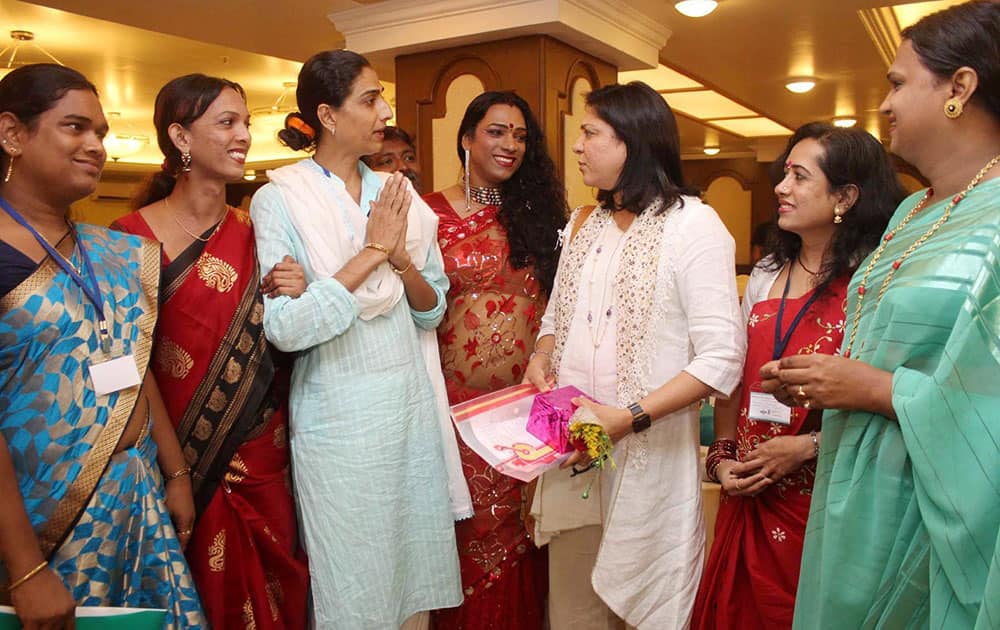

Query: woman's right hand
[10,568,76,629]
[716,458,773,497]
[522,354,555,393]
[364,172,410,258]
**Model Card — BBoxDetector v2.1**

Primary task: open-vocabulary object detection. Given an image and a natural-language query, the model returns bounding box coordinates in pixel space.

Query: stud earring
[944,98,963,119]
[833,206,843,224]
[181,152,192,172]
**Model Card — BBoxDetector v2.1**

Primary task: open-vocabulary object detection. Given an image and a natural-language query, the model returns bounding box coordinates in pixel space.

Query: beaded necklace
[461,175,503,208]
[844,153,1000,358]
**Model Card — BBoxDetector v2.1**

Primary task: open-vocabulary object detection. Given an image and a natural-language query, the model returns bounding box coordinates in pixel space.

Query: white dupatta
[267,159,473,520]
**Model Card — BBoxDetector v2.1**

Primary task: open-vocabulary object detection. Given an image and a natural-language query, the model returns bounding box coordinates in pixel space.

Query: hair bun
[278,112,316,151]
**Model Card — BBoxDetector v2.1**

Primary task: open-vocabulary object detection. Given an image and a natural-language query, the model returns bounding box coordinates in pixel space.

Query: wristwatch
[628,402,651,433]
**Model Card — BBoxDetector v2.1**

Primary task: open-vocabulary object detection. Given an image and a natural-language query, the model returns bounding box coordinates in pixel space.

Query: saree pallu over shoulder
[113,209,275,512]
[793,179,1000,629]
[0,225,158,557]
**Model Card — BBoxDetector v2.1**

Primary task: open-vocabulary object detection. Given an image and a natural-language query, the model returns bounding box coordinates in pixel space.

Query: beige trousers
[548,524,627,630]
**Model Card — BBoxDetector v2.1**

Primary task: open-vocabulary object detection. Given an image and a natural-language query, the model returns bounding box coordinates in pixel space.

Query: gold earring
[944,98,963,119]
[833,206,843,224]
[4,155,14,184]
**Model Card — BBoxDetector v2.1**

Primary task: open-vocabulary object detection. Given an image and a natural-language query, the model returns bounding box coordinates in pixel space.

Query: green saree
[793,177,1000,629]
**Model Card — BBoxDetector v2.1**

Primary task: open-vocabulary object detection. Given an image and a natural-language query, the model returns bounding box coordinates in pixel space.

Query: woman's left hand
[165,476,196,550]
[737,434,814,485]
[261,255,307,299]
[759,354,891,413]
[570,397,633,443]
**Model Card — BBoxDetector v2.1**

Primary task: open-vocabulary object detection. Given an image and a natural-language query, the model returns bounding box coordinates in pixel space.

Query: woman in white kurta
[249,50,467,629]
[525,81,744,630]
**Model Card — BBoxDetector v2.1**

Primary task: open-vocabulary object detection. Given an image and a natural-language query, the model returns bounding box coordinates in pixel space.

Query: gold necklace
[844,153,1000,358]
[164,196,227,243]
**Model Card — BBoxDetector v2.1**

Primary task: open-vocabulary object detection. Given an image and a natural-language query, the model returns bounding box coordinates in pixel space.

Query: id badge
[747,391,792,425]
[89,354,141,396]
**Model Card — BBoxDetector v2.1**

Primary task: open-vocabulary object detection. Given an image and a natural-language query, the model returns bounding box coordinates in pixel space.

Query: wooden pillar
[395,35,617,189]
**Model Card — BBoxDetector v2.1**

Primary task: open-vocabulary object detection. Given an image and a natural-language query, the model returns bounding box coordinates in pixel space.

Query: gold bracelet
[6,560,48,592]
[364,242,390,256]
[164,466,191,481]
[390,259,412,275]
[529,349,552,362]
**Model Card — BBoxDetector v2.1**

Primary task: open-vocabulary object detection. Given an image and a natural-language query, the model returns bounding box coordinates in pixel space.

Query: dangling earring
[181,151,192,172]
[464,147,471,212]
[944,98,963,119]
[3,152,16,184]
[833,206,843,224]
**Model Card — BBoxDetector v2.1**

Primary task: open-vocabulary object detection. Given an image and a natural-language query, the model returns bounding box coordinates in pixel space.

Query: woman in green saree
[761,2,1000,627]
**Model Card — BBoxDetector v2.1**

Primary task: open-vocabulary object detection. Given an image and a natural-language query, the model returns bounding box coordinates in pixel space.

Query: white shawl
[267,160,473,520]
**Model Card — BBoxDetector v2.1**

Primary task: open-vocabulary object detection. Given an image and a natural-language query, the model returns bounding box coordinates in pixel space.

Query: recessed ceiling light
[785,78,817,94]
[243,170,258,181]
[832,116,857,128]
[703,146,721,155]
[674,0,719,18]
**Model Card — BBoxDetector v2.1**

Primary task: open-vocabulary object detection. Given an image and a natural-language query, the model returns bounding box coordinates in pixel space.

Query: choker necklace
[462,175,503,207]
[843,152,1000,358]
[165,196,227,243]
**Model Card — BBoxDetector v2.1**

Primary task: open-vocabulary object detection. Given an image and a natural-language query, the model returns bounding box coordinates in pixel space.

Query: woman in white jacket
[525,81,745,630]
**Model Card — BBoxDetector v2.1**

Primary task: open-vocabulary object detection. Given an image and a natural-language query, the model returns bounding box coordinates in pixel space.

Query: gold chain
[164,196,227,243]
[844,153,1000,358]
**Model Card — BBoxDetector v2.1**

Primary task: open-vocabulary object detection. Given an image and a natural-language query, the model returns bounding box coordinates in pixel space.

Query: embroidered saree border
[36,237,160,557]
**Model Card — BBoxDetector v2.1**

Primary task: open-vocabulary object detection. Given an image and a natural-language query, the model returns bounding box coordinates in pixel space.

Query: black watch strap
[628,402,651,433]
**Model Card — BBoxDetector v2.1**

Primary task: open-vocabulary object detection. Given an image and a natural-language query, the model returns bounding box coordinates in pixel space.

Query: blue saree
[0,224,205,628]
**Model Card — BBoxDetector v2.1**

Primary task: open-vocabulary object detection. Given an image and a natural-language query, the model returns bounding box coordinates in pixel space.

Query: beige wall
[563,77,597,212]
[431,74,485,192]
[704,175,752,267]
[70,174,146,227]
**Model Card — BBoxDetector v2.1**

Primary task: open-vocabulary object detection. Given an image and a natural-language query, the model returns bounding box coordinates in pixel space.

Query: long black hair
[457,91,567,294]
[278,50,370,152]
[763,122,905,291]
[902,0,1000,124]
[584,81,699,214]
[0,63,97,176]
[133,73,245,208]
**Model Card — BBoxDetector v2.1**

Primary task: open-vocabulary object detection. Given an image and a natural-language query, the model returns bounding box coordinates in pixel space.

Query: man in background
[363,126,423,193]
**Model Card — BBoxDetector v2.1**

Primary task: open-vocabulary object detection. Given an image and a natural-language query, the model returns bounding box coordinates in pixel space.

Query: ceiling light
[703,146,721,155]
[785,78,817,94]
[0,31,63,71]
[674,1,719,18]
[832,116,857,128]
[104,133,148,160]
[243,170,257,181]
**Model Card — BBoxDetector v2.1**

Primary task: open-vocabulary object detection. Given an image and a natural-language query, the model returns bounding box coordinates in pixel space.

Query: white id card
[747,391,792,425]
[89,354,142,396]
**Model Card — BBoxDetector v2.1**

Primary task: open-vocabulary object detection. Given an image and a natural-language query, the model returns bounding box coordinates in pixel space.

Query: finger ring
[803,399,811,409]
[797,385,807,399]
[177,529,192,536]
[735,478,742,490]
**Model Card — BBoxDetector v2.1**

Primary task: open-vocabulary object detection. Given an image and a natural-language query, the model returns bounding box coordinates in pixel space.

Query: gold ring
[797,385,806,399]
[736,478,742,491]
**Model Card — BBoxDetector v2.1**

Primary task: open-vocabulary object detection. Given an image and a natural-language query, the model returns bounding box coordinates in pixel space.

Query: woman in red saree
[113,74,309,630]
[691,122,903,629]
[425,91,566,629]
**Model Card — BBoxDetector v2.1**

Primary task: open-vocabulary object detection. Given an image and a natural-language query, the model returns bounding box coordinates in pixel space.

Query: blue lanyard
[772,265,823,361]
[0,196,111,351]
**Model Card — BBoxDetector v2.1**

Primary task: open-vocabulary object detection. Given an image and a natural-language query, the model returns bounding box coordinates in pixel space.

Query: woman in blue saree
[0,64,204,629]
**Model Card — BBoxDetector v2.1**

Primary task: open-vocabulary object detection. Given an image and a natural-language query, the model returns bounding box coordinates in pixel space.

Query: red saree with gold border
[692,274,848,630]
[425,192,548,630]
[112,208,308,630]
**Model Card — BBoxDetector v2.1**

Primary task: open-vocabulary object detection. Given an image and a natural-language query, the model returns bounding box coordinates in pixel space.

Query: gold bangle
[6,560,49,592]
[164,466,191,481]
[390,259,412,275]
[364,242,390,256]
[529,349,551,362]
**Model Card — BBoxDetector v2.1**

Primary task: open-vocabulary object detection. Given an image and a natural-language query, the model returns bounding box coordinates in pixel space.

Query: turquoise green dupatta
[793,178,1000,629]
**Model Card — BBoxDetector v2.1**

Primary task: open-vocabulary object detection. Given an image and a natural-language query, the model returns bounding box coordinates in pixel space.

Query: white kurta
[536,196,745,629]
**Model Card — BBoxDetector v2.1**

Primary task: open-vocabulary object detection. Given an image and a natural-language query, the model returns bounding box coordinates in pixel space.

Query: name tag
[89,354,141,396]
[747,391,792,425]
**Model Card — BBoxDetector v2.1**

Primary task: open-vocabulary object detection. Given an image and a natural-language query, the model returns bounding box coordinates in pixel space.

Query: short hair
[901,0,1000,123]
[381,126,414,149]
[763,122,906,292]
[0,63,97,130]
[584,81,698,214]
